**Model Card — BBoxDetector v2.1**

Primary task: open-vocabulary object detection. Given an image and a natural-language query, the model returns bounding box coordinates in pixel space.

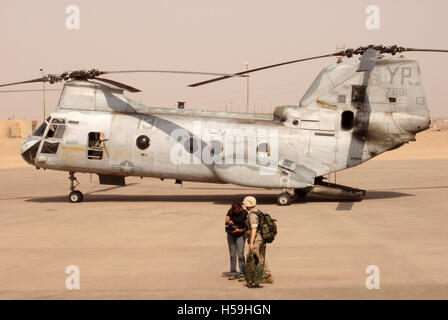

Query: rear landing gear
[277,192,294,206]
[68,172,83,203]
[276,188,309,206]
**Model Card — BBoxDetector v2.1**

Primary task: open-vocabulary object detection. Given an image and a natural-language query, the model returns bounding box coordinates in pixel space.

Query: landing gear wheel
[69,190,83,203]
[277,192,293,206]
[68,171,83,203]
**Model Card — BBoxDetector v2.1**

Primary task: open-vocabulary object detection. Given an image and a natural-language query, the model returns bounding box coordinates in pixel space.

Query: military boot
[262,275,274,284]
[243,281,262,288]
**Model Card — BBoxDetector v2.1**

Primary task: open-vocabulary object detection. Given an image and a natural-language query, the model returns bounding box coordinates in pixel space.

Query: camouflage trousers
[251,238,271,278]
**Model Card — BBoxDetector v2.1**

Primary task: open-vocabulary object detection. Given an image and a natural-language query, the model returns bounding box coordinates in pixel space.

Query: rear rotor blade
[188,45,448,87]
[188,53,343,87]
[357,48,379,72]
[398,47,448,53]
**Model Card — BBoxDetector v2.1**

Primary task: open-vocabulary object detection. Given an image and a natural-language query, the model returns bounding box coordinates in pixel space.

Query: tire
[69,190,83,203]
[277,192,292,206]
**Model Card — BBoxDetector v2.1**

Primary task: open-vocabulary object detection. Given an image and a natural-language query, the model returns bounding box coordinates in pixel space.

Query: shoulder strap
[252,210,263,233]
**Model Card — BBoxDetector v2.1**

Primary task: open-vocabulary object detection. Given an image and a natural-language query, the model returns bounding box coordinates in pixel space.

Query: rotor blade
[100,70,246,78]
[399,47,448,53]
[93,77,141,93]
[0,77,47,88]
[357,48,379,72]
[188,52,343,87]
[0,89,61,93]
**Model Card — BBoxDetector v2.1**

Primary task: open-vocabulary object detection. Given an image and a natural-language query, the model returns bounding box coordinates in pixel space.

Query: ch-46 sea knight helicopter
[2,44,446,205]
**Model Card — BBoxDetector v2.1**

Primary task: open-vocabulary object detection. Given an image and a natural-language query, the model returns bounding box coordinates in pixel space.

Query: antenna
[336,44,346,63]
[244,62,249,113]
[40,68,46,120]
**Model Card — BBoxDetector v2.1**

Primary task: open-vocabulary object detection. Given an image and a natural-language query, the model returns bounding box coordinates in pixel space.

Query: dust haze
[1,0,448,120]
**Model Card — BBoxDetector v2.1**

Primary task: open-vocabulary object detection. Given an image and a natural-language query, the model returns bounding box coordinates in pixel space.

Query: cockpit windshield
[32,117,50,137]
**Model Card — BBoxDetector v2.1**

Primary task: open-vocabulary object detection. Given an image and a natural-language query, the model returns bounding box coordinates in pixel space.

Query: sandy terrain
[0,159,447,299]
[375,130,448,160]
[0,129,447,299]
[0,138,26,169]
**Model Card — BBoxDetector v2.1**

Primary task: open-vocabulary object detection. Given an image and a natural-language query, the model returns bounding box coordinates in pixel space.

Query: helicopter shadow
[24,190,413,205]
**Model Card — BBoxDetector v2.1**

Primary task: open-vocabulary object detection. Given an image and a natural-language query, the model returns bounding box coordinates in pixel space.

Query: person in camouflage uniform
[242,196,273,286]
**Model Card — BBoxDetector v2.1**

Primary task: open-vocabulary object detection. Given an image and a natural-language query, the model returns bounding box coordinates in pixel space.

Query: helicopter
[1,44,446,205]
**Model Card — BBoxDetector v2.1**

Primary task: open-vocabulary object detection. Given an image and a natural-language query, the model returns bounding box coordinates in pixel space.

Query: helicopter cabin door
[108,115,142,176]
[87,132,105,160]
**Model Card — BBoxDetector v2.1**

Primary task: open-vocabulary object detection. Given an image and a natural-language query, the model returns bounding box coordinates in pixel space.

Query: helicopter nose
[21,137,41,165]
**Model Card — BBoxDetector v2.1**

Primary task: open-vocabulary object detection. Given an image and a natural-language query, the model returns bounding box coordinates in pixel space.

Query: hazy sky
[1,0,448,119]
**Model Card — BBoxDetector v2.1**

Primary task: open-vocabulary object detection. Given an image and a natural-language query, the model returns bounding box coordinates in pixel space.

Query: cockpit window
[32,117,50,137]
[46,118,66,139]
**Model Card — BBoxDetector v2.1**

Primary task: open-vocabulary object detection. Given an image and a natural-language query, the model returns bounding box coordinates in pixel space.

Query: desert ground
[0,129,447,299]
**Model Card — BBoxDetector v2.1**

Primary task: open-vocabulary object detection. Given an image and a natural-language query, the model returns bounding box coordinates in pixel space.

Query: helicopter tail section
[288,57,432,176]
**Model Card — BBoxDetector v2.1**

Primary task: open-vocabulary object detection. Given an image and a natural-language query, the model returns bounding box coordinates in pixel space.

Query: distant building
[0,120,38,138]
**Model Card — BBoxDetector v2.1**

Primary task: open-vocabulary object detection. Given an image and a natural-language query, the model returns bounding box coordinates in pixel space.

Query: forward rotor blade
[188,52,343,87]
[93,77,141,93]
[0,77,47,88]
[100,70,245,77]
[0,89,61,93]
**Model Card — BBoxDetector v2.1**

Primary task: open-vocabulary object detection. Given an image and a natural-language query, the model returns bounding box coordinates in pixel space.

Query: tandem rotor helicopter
[1,44,446,205]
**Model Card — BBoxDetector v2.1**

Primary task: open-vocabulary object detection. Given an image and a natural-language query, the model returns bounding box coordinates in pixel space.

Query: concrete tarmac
[0,159,447,299]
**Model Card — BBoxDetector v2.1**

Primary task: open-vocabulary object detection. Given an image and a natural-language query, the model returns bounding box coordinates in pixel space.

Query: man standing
[242,196,273,286]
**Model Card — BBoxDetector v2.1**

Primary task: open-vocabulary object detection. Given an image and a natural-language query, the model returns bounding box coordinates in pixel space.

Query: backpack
[246,210,277,244]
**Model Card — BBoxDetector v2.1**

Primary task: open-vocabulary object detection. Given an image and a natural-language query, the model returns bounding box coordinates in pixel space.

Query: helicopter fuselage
[20,57,430,203]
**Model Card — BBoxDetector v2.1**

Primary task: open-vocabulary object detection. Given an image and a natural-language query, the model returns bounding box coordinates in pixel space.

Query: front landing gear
[68,172,83,203]
[69,190,83,203]
[277,192,294,206]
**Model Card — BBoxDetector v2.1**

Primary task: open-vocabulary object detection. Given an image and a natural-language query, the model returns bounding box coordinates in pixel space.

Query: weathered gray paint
[21,57,430,193]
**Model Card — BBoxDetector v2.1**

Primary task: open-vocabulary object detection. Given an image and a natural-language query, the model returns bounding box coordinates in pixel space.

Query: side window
[185,137,199,154]
[41,141,60,154]
[210,140,223,157]
[88,132,104,160]
[257,142,271,157]
[46,118,66,139]
[41,118,64,154]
